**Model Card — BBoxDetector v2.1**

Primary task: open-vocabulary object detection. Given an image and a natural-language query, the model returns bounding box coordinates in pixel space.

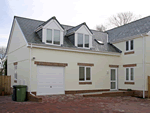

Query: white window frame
[79,66,91,82]
[126,40,134,52]
[46,29,61,46]
[125,67,134,82]
[110,68,118,90]
[77,33,90,49]
[14,65,17,80]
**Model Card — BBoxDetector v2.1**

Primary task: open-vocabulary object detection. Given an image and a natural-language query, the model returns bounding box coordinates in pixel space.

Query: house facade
[6,16,150,97]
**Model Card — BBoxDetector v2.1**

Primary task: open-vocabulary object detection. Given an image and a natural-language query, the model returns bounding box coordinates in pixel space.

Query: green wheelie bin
[14,85,27,102]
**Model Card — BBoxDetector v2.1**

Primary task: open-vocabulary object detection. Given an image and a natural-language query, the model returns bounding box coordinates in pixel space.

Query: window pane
[78,34,83,47]
[86,67,90,80]
[111,69,116,80]
[131,68,134,80]
[14,65,17,79]
[15,73,17,79]
[131,40,134,50]
[111,82,116,89]
[46,29,52,43]
[54,30,60,45]
[79,67,84,81]
[126,68,129,80]
[85,35,89,48]
[126,41,129,51]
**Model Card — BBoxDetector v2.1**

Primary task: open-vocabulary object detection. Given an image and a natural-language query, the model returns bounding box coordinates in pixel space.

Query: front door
[110,68,117,90]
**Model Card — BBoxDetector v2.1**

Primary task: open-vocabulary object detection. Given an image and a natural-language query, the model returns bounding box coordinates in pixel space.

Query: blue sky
[0,0,150,47]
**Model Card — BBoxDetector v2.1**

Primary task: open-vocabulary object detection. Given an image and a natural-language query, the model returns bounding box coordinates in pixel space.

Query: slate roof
[107,16,150,43]
[66,22,93,36]
[15,16,121,53]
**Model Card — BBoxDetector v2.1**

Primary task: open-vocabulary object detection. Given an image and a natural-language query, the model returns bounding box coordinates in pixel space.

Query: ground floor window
[126,67,134,81]
[14,65,17,80]
[79,66,91,81]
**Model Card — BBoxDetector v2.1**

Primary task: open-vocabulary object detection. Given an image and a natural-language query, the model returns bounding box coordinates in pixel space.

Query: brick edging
[65,89,110,94]
[109,65,119,68]
[79,82,92,85]
[123,64,137,67]
[34,61,68,67]
[77,63,94,66]
[124,51,134,55]
[27,92,42,102]
[124,82,135,85]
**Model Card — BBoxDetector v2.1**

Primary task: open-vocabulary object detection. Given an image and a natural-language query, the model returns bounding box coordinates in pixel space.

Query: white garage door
[37,65,65,95]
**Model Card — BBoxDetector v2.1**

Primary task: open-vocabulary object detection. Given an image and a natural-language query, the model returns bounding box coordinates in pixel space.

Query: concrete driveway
[0,95,150,113]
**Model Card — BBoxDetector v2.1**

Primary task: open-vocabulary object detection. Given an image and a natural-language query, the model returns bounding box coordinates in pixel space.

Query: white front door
[37,65,65,95]
[110,68,117,90]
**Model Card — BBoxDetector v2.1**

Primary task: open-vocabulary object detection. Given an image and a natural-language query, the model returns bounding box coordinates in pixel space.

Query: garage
[37,65,65,95]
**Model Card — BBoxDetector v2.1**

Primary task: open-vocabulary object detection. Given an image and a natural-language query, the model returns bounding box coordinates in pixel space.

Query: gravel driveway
[0,95,150,113]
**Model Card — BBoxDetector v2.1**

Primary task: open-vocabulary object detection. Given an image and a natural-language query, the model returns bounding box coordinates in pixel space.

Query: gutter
[27,43,121,56]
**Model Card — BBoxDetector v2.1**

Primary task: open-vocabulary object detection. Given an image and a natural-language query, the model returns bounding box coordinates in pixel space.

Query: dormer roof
[36,16,64,32]
[66,22,93,36]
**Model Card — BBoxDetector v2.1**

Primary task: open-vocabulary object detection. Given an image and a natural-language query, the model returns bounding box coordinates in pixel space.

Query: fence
[0,76,11,95]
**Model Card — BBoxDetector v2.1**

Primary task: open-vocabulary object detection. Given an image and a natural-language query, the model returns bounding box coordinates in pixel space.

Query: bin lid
[13,85,27,88]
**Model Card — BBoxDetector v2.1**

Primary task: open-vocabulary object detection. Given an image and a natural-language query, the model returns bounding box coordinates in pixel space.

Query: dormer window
[77,33,89,48]
[46,29,60,45]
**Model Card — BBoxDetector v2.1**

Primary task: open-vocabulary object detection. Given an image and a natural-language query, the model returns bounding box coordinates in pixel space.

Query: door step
[83,91,134,97]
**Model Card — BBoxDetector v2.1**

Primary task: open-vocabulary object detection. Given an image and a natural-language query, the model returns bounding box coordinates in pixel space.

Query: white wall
[31,47,121,91]
[114,37,147,90]
[7,19,30,90]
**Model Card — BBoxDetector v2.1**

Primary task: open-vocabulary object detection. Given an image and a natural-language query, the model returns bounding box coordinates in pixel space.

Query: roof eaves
[109,32,148,44]
[108,42,122,53]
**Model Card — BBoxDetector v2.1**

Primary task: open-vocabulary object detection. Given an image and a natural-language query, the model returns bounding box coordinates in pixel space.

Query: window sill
[14,80,17,83]
[124,51,134,55]
[79,82,92,85]
[124,82,134,85]
[45,43,61,46]
[77,47,90,50]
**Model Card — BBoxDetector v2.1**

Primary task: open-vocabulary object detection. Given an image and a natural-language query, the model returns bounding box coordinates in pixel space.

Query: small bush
[127,89,132,91]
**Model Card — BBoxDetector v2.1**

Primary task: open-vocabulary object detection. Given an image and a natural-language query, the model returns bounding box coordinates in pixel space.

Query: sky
[0,0,150,47]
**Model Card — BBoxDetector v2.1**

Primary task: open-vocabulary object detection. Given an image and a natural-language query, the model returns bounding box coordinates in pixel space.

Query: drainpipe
[139,33,145,99]
[30,43,35,96]
[142,34,145,98]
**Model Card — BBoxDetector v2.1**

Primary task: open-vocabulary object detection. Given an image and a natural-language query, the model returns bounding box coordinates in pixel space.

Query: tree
[96,12,141,31]
[0,46,6,59]
[4,60,7,75]
[96,25,107,32]
[108,12,141,27]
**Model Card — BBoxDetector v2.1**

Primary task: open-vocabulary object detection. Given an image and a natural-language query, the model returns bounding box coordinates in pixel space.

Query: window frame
[14,65,17,80]
[125,67,134,82]
[126,40,134,52]
[46,29,61,46]
[77,33,90,49]
[79,66,91,82]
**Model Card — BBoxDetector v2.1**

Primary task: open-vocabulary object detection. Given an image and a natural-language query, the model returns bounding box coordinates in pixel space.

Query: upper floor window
[46,29,60,45]
[78,33,89,48]
[126,40,133,51]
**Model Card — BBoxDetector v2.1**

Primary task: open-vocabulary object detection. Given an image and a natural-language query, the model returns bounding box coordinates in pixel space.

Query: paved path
[0,95,150,113]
